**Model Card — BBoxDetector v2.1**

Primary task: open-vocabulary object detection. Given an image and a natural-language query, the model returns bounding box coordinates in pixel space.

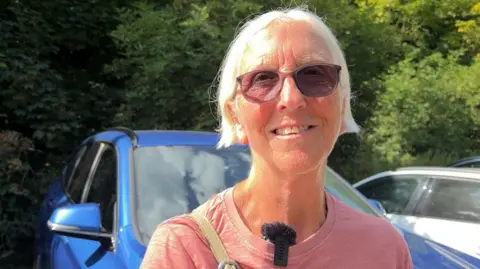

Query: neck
[233,160,327,243]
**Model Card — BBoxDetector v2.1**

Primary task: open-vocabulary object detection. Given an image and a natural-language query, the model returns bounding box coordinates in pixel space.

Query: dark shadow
[84,245,107,267]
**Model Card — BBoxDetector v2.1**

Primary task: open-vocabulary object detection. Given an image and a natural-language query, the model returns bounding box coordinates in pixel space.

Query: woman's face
[232,20,344,175]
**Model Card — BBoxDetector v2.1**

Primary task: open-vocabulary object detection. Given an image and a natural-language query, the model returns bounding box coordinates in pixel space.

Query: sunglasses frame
[236,63,342,103]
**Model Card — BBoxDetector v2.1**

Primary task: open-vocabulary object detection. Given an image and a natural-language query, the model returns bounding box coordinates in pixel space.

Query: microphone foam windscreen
[261,222,297,245]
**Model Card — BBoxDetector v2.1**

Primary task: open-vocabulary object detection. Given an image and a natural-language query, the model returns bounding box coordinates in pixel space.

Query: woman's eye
[253,72,277,83]
[302,66,324,76]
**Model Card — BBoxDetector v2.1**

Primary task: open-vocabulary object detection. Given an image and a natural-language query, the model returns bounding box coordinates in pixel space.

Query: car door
[355,174,427,214]
[412,176,480,259]
[355,174,428,232]
[37,144,93,269]
[50,142,120,268]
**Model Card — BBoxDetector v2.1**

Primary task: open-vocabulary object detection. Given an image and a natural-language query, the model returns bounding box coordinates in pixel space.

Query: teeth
[275,126,309,135]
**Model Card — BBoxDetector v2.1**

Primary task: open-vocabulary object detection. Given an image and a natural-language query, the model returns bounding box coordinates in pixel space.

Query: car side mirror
[47,203,112,249]
[368,199,387,216]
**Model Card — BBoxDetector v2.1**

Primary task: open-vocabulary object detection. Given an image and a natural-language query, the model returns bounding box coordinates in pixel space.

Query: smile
[273,125,315,136]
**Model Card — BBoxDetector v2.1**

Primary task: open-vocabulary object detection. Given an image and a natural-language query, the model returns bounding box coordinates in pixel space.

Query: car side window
[62,145,87,187]
[421,178,480,223]
[84,144,117,233]
[460,162,480,168]
[65,143,101,203]
[451,158,480,168]
[356,175,423,214]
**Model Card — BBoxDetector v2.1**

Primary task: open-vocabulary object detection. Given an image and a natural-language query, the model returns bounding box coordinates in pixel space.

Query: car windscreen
[133,145,251,244]
[133,145,378,245]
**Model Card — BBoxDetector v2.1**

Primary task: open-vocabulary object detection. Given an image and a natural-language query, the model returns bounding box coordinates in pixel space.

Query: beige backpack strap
[188,210,240,269]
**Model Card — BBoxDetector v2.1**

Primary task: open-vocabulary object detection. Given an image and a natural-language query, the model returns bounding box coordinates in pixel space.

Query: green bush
[0,131,52,267]
[365,51,480,168]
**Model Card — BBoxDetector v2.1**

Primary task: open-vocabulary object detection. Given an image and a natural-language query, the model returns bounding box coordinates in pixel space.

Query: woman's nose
[277,77,307,112]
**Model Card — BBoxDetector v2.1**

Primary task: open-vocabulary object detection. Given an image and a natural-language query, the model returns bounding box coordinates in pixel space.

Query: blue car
[34,128,480,269]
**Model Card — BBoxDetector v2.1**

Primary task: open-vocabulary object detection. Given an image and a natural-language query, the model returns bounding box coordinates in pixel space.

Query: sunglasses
[236,63,341,103]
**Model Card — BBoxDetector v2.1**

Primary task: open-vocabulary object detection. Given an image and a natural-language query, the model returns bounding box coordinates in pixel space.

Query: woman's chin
[272,151,324,175]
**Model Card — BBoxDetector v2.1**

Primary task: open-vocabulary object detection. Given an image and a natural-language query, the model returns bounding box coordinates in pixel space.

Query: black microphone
[261,222,296,267]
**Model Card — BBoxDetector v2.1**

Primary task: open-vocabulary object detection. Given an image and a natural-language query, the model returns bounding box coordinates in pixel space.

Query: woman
[140,6,413,269]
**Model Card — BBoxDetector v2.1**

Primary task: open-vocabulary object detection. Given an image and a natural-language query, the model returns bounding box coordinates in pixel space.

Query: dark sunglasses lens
[241,71,280,102]
[296,65,339,97]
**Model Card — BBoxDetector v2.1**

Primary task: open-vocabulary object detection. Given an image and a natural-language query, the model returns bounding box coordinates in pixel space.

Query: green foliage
[355,0,480,59]
[0,131,50,266]
[366,51,480,167]
[456,2,480,58]
[0,0,122,266]
[107,1,265,130]
[0,0,121,151]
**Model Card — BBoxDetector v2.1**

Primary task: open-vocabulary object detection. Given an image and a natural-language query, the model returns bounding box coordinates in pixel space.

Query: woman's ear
[226,102,238,125]
[227,102,248,144]
[236,124,248,144]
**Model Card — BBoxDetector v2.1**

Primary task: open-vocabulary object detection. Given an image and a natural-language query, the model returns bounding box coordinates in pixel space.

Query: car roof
[133,130,221,147]
[449,155,480,166]
[93,129,249,148]
[395,166,480,174]
[353,166,480,187]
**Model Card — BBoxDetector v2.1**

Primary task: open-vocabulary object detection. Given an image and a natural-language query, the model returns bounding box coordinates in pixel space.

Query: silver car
[353,167,480,260]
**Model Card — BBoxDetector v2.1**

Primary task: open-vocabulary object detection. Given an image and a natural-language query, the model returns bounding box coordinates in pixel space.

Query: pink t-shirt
[140,188,413,269]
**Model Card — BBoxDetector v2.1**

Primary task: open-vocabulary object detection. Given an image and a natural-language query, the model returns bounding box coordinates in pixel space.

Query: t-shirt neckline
[222,187,337,261]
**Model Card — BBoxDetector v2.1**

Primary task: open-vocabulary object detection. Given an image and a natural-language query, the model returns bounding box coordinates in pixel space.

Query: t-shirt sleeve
[402,245,414,269]
[139,224,196,269]
[397,233,414,269]
[404,251,414,269]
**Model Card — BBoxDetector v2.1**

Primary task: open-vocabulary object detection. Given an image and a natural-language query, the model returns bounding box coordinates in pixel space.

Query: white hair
[215,6,360,148]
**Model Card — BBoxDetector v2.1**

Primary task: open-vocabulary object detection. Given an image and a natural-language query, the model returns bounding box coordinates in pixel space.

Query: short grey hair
[215,6,360,148]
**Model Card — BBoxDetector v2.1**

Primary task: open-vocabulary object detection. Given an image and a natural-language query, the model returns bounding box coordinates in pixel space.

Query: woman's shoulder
[159,187,230,235]
[140,190,231,268]
[332,195,407,243]
[330,196,412,267]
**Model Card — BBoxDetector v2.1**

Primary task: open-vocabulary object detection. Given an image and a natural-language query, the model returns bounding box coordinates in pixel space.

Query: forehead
[240,20,332,73]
